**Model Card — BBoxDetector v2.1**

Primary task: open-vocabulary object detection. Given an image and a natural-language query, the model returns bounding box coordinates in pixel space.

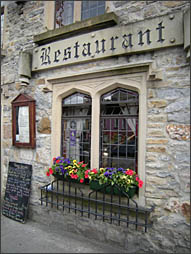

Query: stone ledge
[33,12,118,46]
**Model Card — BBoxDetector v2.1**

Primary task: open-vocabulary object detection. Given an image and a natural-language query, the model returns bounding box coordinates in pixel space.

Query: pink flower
[80,179,84,183]
[129,170,134,175]
[125,169,134,175]
[53,157,56,161]
[46,171,50,176]
[136,177,139,181]
[49,168,53,175]
[82,164,87,167]
[85,174,89,179]
[138,180,143,188]
[92,168,98,174]
[78,161,84,164]
[56,160,60,164]
[70,174,75,179]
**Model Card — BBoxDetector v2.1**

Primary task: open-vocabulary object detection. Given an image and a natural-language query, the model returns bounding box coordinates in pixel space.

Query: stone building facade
[1,1,190,253]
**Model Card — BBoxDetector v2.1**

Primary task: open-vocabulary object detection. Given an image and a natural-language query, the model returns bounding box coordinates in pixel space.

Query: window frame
[44,1,110,30]
[61,92,92,166]
[99,88,139,171]
[50,68,148,206]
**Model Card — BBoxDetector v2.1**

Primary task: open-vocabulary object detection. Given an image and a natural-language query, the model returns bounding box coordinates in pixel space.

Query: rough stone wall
[1,1,190,253]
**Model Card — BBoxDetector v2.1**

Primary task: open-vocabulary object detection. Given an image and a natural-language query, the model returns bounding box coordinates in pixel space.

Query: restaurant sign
[32,12,183,71]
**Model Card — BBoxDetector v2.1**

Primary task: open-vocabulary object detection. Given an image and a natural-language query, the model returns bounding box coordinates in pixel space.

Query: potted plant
[88,167,143,198]
[45,157,90,184]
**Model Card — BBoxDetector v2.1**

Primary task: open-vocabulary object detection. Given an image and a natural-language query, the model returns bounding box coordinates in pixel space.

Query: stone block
[147,130,165,137]
[156,88,190,100]
[168,112,190,124]
[147,146,166,153]
[20,149,35,161]
[147,139,168,144]
[165,97,190,113]
[166,124,190,141]
[146,155,157,162]
[148,100,167,108]
[3,124,12,139]
[162,1,185,8]
[181,202,190,223]
[35,78,45,85]
[15,82,22,90]
[147,123,164,129]
[147,89,155,99]
[148,115,167,122]
[37,117,51,134]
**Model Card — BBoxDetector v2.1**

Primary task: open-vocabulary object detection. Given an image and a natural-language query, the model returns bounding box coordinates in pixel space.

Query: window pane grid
[61,93,91,167]
[100,89,139,171]
[81,0,105,20]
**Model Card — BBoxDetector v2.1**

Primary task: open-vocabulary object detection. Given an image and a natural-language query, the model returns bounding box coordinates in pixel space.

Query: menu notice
[16,106,30,143]
[2,162,32,223]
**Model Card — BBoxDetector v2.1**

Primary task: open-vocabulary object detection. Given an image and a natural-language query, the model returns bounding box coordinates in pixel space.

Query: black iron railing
[39,179,154,232]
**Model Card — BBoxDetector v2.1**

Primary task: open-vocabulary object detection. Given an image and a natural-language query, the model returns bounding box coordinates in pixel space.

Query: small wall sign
[12,94,36,148]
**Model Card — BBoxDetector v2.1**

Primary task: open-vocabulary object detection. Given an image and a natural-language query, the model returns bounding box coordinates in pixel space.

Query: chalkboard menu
[2,162,32,223]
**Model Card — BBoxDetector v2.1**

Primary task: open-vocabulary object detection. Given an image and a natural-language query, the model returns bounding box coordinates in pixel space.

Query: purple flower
[104,172,109,177]
[55,167,59,172]
[64,158,71,164]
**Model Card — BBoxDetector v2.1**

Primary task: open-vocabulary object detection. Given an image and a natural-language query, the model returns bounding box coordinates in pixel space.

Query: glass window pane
[81,0,105,20]
[55,0,74,28]
[62,93,91,166]
[111,91,119,101]
[100,88,139,171]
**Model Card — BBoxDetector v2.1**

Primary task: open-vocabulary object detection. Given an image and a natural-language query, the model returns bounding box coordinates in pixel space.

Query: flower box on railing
[53,173,90,184]
[89,180,137,198]
[45,157,143,198]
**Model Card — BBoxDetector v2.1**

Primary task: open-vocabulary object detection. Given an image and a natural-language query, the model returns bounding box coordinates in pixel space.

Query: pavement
[1,214,126,253]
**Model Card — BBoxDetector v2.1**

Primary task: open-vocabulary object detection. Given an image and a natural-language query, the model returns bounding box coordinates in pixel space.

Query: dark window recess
[55,0,74,27]
[40,180,154,232]
[100,88,139,171]
[81,0,105,21]
[61,93,91,167]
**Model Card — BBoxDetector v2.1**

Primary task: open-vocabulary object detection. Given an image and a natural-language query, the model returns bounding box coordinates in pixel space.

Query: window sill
[33,12,118,46]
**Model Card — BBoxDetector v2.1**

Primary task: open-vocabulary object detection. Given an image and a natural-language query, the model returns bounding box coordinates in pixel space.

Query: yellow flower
[68,166,72,169]
[73,160,77,163]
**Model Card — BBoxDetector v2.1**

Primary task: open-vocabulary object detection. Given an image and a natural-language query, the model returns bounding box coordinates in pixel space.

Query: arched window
[100,88,139,171]
[61,93,92,166]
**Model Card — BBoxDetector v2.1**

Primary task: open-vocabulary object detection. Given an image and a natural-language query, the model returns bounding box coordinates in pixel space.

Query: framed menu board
[12,94,36,148]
